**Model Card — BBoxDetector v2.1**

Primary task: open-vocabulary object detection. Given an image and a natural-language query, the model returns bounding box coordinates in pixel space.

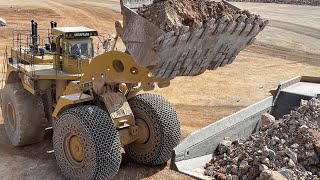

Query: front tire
[53,106,121,180]
[125,93,181,166]
[1,83,46,146]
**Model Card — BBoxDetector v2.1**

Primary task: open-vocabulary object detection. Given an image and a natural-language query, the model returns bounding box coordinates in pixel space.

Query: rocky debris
[218,138,233,154]
[138,0,259,32]
[0,17,6,27]
[284,148,297,163]
[269,171,287,180]
[228,0,320,6]
[315,143,320,156]
[239,160,250,174]
[279,168,294,179]
[261,113,275,129]
[259,170,287,180]
[204,97,320,179]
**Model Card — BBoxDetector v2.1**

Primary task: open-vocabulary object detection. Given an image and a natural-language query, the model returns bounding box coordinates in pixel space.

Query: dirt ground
[0,1,319,179]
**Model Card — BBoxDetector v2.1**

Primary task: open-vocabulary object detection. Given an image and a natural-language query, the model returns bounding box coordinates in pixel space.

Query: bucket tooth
[120,0,268,79]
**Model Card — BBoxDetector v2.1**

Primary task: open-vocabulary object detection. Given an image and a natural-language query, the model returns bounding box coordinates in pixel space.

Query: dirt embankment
[228,0,320,6]
[138,0,254,32]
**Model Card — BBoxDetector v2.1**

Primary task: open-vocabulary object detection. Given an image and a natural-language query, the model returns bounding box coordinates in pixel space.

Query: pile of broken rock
[205,96,320,180]
[137,0,259,33]
[0,17,6,26]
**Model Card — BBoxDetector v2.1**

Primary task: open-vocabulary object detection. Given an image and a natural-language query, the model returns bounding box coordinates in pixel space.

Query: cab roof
[52,27,98,39]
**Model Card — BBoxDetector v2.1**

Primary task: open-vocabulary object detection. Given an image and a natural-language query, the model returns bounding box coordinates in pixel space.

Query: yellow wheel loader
[0,0,268,179]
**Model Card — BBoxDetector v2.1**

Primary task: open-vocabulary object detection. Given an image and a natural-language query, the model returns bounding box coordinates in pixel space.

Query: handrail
[0,46,8,89]
[7,28,119,79]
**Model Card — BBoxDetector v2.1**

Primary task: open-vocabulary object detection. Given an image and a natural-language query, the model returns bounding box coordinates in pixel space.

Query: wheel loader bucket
[170,76,320,179]
[120,0,269,79]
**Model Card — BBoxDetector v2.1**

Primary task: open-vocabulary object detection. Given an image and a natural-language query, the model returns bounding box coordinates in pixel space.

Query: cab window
[68,40,92,59]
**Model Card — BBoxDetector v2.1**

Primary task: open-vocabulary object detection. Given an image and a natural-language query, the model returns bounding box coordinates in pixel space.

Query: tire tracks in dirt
[249,19,320,66]
[268,19,320,39]
[247,42,320,67]
[46,1,121,33]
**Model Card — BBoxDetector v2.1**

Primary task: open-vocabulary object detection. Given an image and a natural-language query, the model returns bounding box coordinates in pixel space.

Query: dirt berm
[138,0,254,32]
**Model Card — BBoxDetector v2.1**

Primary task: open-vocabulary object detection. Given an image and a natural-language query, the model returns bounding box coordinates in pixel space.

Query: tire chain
[126,93,180,165]
[53,106,121,180]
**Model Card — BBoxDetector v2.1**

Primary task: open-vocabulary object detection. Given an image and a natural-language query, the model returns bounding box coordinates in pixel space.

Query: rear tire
[53,106,121,179]
[125,93,180,166]
[1,83,46,146]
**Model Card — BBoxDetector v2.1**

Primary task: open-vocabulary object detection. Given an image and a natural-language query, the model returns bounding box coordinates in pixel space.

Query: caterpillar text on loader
[0,0,268,179]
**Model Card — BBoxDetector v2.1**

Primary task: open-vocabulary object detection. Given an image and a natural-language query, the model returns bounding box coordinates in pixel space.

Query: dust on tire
[53,105,121,179]
[125,93,181,166]
[0,83,46,146]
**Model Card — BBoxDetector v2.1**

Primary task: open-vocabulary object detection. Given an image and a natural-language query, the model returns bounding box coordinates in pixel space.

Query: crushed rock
[137,0,258,32]
[204,96,320,179]
[0,17,6,26]
[228,0,320,6]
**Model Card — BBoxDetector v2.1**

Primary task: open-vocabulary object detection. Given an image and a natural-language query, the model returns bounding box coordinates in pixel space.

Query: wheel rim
[54,106,122,179]
[136,118,150,144]
[7,101,16,131]
[64,134,84,166]
[131,108,154,152]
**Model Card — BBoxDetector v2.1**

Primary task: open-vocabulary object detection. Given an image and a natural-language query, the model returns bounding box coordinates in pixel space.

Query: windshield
[69,40,92,59]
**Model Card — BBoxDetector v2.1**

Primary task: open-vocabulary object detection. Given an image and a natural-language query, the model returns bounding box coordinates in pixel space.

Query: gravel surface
[205,96,320,180]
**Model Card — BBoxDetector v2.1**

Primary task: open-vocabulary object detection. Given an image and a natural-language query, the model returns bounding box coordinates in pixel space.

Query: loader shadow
[116,155,167,180]
[0,124,165,180]
[0,124,56,159]
[0,124,66,179]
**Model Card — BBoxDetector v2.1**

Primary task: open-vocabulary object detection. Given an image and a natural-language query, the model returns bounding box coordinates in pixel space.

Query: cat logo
[74,32,90,37]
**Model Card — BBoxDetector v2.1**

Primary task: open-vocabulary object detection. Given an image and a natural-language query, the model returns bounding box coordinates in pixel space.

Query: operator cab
[68,39,93,59]
[51,27,98,74]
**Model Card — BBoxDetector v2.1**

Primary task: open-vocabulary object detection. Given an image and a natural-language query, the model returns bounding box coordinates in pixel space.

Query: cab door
[61,39,92,74]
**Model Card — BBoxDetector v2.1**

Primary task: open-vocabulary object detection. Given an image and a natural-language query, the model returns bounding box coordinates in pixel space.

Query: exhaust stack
[31,20,38,53]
